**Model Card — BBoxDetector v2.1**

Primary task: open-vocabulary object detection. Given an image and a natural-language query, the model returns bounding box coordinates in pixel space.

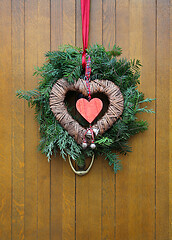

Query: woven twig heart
[50,78,124,145]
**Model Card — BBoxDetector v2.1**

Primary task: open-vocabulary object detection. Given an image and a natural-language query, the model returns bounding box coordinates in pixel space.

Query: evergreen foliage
[16,44,154,173]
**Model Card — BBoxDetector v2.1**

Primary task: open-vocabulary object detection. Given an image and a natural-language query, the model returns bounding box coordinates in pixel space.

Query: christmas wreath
[17,44,154,173]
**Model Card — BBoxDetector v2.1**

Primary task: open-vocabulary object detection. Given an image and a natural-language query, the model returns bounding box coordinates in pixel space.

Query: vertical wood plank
[25,1,38,239]
[115,1,130,238]
[11,0,25,239]
[37,1,51,240]
[0,1,171,239]
[116,0,130,58]
[50,1,63,239]
[62,1,76,239]
[76,1,102,239]
[89,0,102,45]
[169,0,172,238]
[156,0,170,239]
[137,2,155,239]
[63,0,75,45]
[76,0,82,47]
[116,0,156,239]
[50,154,63,240]
[51,0,63,50]
[102,1,116,239]
[103,0,115,48]
[0,1,12,239]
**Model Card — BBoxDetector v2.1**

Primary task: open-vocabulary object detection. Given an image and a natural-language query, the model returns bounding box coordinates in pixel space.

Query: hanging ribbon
[81,0,90,69]
[80,0,95,148]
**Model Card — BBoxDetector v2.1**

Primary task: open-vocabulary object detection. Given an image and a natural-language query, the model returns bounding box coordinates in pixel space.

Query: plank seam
[37,2,39,239]
[24,0,26,238]
[11,0,13,238]
[23,1,26,236]
[101,2,103,239]
[155,0,157,239]
[74,1,76,238]
[50,1,52,240]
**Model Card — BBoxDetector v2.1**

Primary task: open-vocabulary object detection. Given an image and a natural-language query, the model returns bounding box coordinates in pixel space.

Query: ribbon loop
[81,0,90,69]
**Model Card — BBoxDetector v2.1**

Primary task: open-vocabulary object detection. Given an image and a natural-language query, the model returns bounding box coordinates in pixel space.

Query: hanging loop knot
[81,0,90,70]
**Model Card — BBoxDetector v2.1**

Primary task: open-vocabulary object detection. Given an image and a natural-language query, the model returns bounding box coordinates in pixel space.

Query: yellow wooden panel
[50,1,63,239]
[25,1,38,239]
[87,3,102,238]
[11,0,25,239]
[37,0,51,239]
[0,0,171,239]
[63,0,75,45]
[156,0,170,239]
[62,1,76,239]
[76,0,82,48]
[170,0,172,238]
[116,1,156,239]
[116,0,130,58]
[102,1,116,239]
[51,0,63,50]
[115,2,130,238]
[0,1,12,239]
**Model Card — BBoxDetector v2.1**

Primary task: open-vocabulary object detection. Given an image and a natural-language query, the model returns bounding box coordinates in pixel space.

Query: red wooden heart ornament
[76,98,103,123]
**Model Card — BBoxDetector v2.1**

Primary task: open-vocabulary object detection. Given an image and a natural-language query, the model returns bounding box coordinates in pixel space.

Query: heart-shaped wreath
[16,44,154,173]
[49,78,124,145]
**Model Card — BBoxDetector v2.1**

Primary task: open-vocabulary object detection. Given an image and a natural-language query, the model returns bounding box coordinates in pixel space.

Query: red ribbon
[81,0,90,69]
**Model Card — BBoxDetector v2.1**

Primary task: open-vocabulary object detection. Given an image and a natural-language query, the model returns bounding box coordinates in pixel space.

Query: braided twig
[50,78,124,144]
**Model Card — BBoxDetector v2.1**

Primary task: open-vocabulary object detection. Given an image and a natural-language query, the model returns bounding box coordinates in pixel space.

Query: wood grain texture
[63,0,75,45]
[115,1,130,238]
[37,1,51,239]
[139,1,156,239]
[103,0,116,49]
[62,1,76,239]
[51,0,63,50]
[11,0,25,239]
[0,1,12,239]
[0,0,171,239]
[170,0,172,238]
[116,0,130,57]
[50,1,63,240]
[89,0,102,45]
[102,1,116,239]
[116,1,156,239]
[24,1,38,239]
[156,0,170,239]
[76,0,82,47]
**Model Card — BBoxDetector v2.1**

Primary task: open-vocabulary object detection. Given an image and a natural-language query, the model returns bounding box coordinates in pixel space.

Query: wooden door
[0,0,171,239]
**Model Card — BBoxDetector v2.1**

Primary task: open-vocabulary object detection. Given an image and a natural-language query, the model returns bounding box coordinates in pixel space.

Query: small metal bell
[85,129,92,138]
[90,143,96,149]
[82,142,88,149]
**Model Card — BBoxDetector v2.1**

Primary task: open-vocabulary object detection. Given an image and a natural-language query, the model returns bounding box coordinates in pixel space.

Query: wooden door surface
[0,0,171,239]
